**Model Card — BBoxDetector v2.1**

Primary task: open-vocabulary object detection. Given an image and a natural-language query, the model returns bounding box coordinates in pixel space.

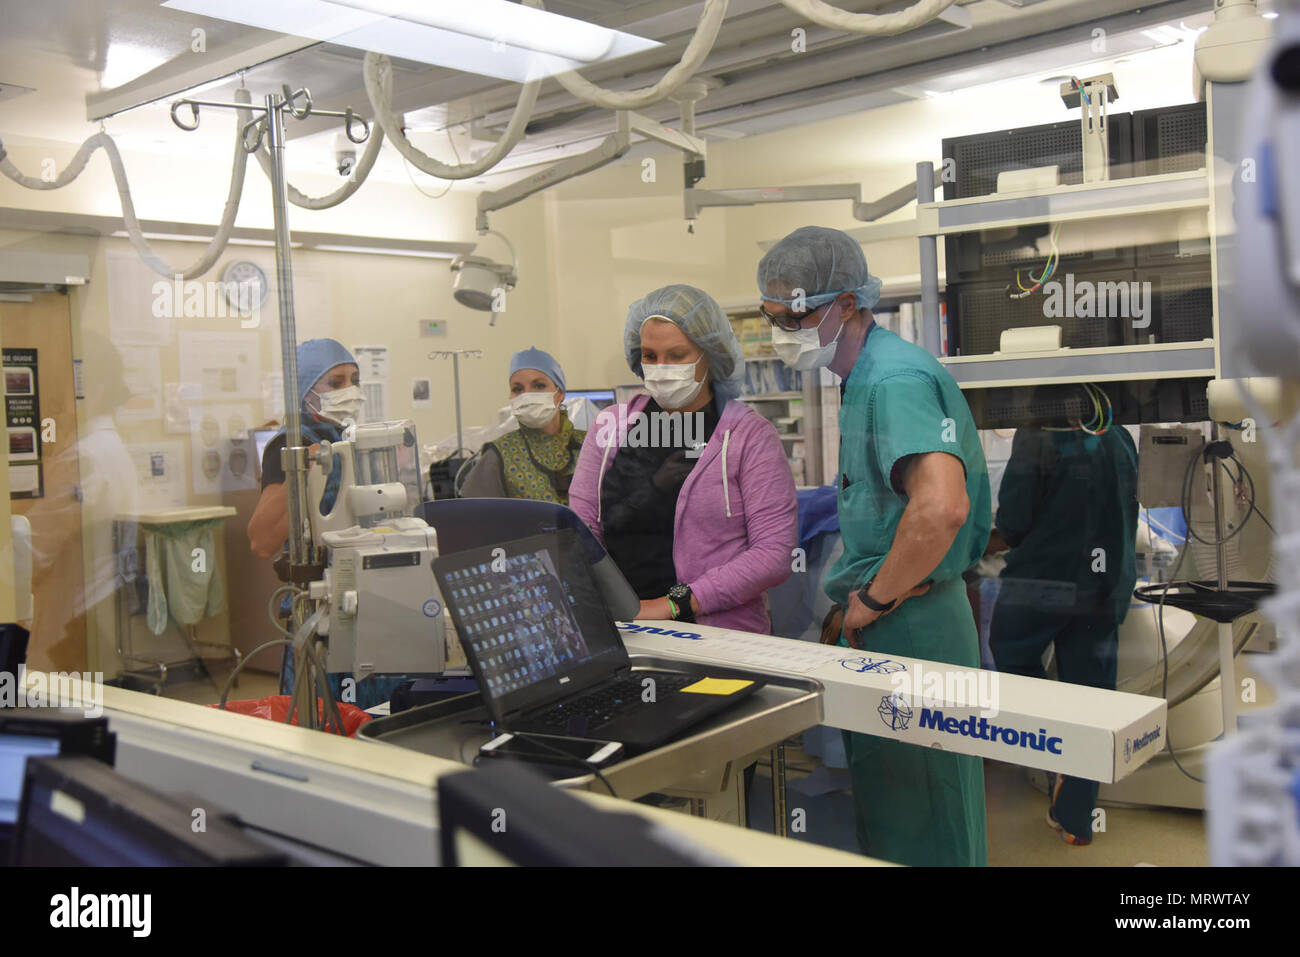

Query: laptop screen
[434,530,628,722]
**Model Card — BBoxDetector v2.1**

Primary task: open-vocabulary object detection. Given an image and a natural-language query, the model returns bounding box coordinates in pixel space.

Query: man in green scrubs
[758,226,991,866]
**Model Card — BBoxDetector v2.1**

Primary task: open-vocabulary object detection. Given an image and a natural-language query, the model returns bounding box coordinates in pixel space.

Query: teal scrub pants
[838,578,988,867]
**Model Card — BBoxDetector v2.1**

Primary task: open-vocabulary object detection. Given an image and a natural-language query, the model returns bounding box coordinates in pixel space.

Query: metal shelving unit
[911,161,1218,388]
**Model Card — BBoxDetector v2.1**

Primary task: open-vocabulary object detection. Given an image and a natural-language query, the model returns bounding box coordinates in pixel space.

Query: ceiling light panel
[161,0,660,83]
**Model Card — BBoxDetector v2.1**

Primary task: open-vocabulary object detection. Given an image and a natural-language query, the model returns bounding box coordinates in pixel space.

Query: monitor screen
[565,389,615,410]
[434,530,628,722]
[12,756,287,866]
[0,734,59,826]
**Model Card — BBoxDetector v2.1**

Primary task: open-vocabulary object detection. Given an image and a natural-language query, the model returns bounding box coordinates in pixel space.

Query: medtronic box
[619,622,1166,784]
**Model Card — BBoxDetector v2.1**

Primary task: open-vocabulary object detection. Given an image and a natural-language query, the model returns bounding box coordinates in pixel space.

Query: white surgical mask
[770,301,844,371]
[642,356,705,409]
[511,391,559,429]
[313,384,365,426]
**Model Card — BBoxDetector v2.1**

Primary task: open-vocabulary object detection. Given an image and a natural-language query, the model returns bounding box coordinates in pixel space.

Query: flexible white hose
[363,51,540,180]
[253,119,386,209]
[0,88,254,280]
[542,0,729,110]
[778,0,957,36]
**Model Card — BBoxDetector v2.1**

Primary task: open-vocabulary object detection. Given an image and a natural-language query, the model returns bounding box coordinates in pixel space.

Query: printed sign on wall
[4,347,43,498]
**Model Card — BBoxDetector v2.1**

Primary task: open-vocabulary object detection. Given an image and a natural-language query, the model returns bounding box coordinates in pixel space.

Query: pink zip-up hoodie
[568,393,798,634]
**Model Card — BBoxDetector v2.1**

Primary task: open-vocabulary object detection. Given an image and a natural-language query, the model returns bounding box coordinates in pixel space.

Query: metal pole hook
[343,108,370,145]
[242,116,268,153]
[170,100,200,131]
[282,85,312,119]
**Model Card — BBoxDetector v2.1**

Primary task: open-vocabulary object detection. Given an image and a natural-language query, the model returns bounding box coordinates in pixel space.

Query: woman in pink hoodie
[569,284,798,634]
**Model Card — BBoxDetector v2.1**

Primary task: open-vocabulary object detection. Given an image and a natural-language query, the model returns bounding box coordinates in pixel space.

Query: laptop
[433,530,765,753]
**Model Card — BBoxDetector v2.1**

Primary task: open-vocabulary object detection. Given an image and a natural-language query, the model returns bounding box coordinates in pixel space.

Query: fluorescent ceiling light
[101,42,171,89]
[161,0,660,84]
[308,243,457,259]
[111,231,300,247]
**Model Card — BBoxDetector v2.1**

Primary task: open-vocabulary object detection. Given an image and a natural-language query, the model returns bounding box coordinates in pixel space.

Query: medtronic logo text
[1125,726,1161,763]
[616,622,702,640]
[916,709,1063,754]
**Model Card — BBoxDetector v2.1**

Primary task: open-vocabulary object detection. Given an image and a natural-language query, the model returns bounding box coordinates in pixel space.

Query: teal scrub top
[825,325,992,666]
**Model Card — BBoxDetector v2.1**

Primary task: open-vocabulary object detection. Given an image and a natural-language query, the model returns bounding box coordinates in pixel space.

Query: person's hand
[842,581,932,647]
[842,592,881,649]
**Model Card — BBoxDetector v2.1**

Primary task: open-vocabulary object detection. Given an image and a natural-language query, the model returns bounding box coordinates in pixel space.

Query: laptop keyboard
[526,672,699,731]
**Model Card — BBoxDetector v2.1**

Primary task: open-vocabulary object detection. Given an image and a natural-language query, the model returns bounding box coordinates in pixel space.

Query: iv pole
[429,349,483,455]
[169,84,371,730]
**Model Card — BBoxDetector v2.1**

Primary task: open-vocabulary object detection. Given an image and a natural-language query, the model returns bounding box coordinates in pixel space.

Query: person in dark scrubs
[988,422,1139,845]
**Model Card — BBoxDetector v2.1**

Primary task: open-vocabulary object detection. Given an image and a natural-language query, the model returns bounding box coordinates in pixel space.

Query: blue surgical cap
[757,226,883,311]
[296,338,356,407]
[509,347,566,392]
[624,284,745,401]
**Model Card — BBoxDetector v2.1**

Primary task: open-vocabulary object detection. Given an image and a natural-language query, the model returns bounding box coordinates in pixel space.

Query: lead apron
[826,353,987,867]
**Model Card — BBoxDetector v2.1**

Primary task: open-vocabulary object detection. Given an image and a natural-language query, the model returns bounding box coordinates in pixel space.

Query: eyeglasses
[760,301,828,333]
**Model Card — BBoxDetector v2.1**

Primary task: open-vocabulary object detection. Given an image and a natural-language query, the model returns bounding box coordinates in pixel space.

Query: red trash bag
[212,695,373,737]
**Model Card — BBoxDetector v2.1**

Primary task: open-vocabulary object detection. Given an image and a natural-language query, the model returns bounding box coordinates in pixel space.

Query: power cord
[508,730,618,798]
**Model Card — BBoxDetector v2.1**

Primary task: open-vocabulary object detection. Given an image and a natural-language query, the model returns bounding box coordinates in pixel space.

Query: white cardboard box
[620,622,1166,784]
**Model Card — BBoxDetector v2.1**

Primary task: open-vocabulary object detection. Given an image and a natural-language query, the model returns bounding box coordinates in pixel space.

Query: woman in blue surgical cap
[248,338,363,559]
[246,338,416,709]
[460,347,586,504]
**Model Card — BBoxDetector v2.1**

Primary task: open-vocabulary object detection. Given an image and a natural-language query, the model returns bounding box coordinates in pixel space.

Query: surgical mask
[770,301,845,371]
[642,356,705,409]
[511,391,559,429]
[312,384,365,425]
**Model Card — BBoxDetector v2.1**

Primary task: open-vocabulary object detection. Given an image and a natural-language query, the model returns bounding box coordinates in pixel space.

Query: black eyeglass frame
[759,299,831,332]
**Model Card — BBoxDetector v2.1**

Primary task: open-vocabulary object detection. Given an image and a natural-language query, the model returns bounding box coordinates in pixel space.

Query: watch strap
[857,576,895,613]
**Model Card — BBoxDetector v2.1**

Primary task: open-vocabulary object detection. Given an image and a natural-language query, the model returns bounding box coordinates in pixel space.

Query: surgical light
[451,229,518,313]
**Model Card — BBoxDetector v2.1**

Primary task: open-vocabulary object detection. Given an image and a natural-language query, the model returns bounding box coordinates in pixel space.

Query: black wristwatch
[667,583,696,623]
[857,576,896,614]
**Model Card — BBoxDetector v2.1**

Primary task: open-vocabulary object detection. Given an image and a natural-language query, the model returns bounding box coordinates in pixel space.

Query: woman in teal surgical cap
[758,227,992,867]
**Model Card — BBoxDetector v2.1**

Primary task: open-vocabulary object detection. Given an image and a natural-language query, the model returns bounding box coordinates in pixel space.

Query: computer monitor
[414,499,639,621]
[0,710,115,862]
[438,761,722,866]
[434,530,628,724]
[11,756,288,866]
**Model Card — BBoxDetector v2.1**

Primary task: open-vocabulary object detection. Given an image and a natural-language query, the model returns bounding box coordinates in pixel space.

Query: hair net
[624,284,745,401]
[296,338,357,406]
[756,226,883,311]
[509,346,566,391]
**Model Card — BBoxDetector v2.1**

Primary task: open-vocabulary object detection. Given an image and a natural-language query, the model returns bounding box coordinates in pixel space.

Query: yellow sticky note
[680,678,754,696]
